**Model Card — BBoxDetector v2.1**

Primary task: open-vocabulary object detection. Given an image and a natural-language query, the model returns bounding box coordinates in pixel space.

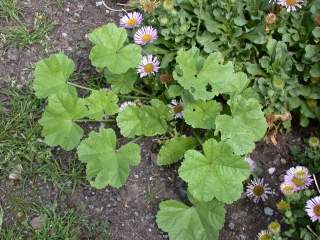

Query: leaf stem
[133,88,152,97]
[126,136,143,144]
[307,225,320,240]
[75,119,115,123]
[67,82,95,91]
[192,131,203,145]
[119,95,150,100]
[313,174,320,194]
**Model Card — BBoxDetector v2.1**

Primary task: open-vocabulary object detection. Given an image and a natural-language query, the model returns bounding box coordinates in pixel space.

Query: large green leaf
[85,90,119,120]
[33,53,75,98]
[173,48,249,100]
[39,91,87,150]
[77,128,140,189]
[89,23,142,74]
[157,136,197,166]
[179,139,249,203]
[105,69,137,94]
[116,99,171,138]
[156,199,225,240]
[215,95,267,155]
[184,100,222,129]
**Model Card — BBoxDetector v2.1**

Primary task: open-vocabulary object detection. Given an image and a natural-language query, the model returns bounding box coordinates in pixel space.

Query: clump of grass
[0,0,23,22]
[0,15,56,47]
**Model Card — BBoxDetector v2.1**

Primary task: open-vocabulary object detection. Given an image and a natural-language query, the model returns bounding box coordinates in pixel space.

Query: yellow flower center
[174,104,183,114]
[309,136,320,147]
[292,177,304,186]
[314,204,320,216]
[294,170,307,180]
[144,63,154,73]
[142,34,152,43]
[253,185,265,196]
[259,235,271,240]
[286,0,298,6]
[127,18,138,27]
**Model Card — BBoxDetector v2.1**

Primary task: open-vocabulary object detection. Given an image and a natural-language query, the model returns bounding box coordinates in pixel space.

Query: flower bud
[265,13,277,25]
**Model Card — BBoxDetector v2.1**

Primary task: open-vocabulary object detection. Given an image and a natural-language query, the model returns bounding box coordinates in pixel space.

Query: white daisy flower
[257,230,272,240]
[119,12,143,29]
[137,55,160,78]
[305,196,320,222]
[246,178,272,203]
[134,26,158,45]
[277,0,304,12]
[284,166,313,191]
[169,99,184,119]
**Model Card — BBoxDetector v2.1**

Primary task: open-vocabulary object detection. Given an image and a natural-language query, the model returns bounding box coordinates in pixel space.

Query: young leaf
[105,69,137,94]
[77,128,140,188]
[85,90,119,120]
[179,138,249,203]
[39,92,88,150]
[33,53,75,98]
[156,199,225,240]
[89,23,142,74]
[215,95,267,155]
[173,48,250,100]
[184,100,222,129]
[116,99,171,138]
[157,136,197,166]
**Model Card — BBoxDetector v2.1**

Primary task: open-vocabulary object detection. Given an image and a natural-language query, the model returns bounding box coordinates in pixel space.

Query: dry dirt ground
[0,1,305,239]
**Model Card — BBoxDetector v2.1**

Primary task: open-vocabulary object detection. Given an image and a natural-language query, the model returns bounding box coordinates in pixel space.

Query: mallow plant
[33,21,268,239]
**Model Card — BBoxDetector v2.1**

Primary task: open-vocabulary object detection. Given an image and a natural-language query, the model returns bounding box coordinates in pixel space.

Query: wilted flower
[159,73,173,84]
[120,12,143,29]
[277,0,304,12]
[257,230,272,240]
[315,15,320,25]
[308,136,320,148]
[169,99,184,119]
[134,26,158,45]
[305,196,320,222]
[119,101,136,112]
[280,182,296,195]
[284,166,313,190]
[137,55,160,78]
[140,0,160,13]
[276,199,290,211]
[246,178,272,203]
[268,220,281,234]
[265,13,277,25]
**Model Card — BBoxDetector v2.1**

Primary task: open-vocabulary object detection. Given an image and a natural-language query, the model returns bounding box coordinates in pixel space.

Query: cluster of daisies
[271,0,304,12]
[119,12,185,118]
[119,12,159,78]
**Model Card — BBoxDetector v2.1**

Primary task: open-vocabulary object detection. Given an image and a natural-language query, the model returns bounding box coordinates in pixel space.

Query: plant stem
[133,88,152,97]
[313,174,320,194]
[126,136,143,144]
[119,95,150,100]
[192,131,203,145]
[307,225,320,240]
[67,82,95,91]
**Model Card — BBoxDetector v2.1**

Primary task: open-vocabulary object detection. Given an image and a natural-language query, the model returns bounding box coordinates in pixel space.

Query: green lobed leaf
[89,23,142,74]
[85,90,119,120]
[184,100,222,129]
[179,138,249,203]
[173,48,250,100]
[33,53,75,98]
[157,136,197,166]
[156,199,225,240]
[39,91,88,150]
[215,95,267,155]
[116,99,171,138]
[105,69,137,94]
[77,128,140,189]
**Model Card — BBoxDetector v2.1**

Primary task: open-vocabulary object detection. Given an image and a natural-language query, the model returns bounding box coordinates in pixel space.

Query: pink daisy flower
[137,55,160,78]
[277,0,304,12]
[169,99,184,119]
[305,196,320,222]
[246,178,272,203]
[119,12,143,29]
[134,26,157,45]
[280,182,296,195]
[284,166,313,191]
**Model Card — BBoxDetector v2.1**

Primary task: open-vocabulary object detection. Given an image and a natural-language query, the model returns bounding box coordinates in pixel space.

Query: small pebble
[268,167,276,175]
[280,158,287,164]
[228,222,235,230]
[264,207,274,216]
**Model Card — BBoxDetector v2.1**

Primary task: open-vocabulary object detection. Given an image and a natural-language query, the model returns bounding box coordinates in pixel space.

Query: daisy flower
[245,156,256,173]
[277,0,304,12]
[134,26,157,45]
[257,230,272,240]
[137,55,160,78]
[284,166,313,190]
[169,99,184,119]
[120,12,143,29]
[119,101,136,112]
[280,182,296,195]
[246,178,272,203]
[268,220,281,234]
[306,196,320,222]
